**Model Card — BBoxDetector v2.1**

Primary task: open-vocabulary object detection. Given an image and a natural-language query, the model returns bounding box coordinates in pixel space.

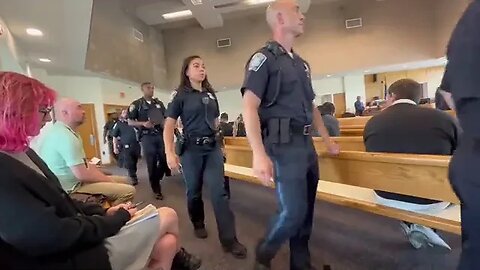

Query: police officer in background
[441,1,480,269]
[112,109,140,185]
[241,1,339,269]
[128,82,168,200]
[164,55,247,259]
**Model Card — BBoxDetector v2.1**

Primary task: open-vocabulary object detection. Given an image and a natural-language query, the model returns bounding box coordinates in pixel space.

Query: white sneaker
[410,224,451,251]
[400,222,427,249]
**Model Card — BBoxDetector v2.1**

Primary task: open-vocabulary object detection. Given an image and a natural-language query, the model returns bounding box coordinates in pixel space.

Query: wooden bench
[224,137,365,167]
[224,147,461,235]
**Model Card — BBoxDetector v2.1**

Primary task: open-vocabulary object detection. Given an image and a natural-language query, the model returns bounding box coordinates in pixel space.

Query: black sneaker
[222,239,247,259]
[155,192,164,200]
[171,247,202,270]
[194,227,208,239]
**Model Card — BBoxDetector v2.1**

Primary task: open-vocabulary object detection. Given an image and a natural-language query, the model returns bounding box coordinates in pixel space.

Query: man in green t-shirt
[35,98,135,205]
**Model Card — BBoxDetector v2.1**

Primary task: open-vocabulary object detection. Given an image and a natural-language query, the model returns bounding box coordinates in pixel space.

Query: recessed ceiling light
[326,74,332,77]
[39,58,51,63]
[26,28,43,36]
[364,70,370,73]
[245,0,275,5]
[162,10,193,20]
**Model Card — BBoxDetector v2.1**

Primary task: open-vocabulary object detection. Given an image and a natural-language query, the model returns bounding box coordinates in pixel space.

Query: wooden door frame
[81,103,101,159]
[103,104,128,122]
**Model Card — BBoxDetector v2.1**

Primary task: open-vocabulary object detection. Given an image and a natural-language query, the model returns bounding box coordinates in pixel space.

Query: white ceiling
[0,0,93,74]
[133,0,337,29]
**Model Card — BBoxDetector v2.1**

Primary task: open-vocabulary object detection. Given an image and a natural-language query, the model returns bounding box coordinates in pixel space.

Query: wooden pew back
[224,137,366,167]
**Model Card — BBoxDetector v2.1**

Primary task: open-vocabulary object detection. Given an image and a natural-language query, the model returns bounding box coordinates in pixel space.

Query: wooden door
[333,93,346,117]
[77,104,101,160]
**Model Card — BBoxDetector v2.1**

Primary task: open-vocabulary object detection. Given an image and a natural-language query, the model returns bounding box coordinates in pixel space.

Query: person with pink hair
[0,72,201,270]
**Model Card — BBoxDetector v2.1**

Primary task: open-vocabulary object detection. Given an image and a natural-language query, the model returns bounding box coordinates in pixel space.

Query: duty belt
[290,124,312,136]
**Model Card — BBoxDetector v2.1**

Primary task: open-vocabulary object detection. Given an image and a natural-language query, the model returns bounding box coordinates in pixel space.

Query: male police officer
[241,1,339,269]
[128,82,168,200]
[441,1,480,269]
[112,109,140,185]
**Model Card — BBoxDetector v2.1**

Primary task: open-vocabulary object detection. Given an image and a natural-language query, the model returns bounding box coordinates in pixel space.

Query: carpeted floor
[109,161,461,270]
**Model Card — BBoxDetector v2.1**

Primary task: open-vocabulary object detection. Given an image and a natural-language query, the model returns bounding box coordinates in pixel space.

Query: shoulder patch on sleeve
[169,91,177,102]
[129,104,136,112]
[248,52,267,72]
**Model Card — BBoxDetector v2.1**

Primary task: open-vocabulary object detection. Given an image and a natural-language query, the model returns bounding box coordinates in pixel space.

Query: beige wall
[162,0,466,89]
[364,66,445,100]
[85,0,168,89]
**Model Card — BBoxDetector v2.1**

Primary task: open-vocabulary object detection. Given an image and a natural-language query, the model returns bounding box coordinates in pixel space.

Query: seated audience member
[364,79,459,250]
[34,97,136,205]
[219,112,234,137]
[0,72,201,270]
[319,102,340,137]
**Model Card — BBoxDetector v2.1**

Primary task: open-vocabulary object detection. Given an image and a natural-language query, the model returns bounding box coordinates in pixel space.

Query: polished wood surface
[224,163,461,235]
[224,137,366,167]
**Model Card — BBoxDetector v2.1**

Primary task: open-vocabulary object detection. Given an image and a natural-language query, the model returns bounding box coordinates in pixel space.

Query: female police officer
[163,56,247,259]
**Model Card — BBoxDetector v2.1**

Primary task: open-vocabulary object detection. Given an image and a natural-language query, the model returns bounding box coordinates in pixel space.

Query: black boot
[222,238,247,259]
[171,247,202,270]
[254,261,271,270]
[130,177,138,186]
[254,239,272,269]
[193,224,208,239]
[155,192,164,200]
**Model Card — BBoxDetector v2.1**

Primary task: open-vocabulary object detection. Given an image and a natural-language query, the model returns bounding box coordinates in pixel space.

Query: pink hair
[0,72,56,153]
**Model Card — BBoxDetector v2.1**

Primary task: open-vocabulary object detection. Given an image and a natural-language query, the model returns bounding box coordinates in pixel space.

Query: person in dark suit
[219,112,234,137]
[0,72,200,270]
[441,1,480,268]
[364,78,459,250]
[354,96,365,116]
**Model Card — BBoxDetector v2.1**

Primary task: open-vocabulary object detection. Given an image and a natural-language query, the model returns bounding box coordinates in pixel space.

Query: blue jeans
[258,135,319,270]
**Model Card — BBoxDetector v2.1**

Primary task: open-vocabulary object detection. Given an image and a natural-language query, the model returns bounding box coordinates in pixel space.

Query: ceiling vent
[191,0,203,5]
[133,28,144,42]
[345,18,363,29]
[217,38,231,48]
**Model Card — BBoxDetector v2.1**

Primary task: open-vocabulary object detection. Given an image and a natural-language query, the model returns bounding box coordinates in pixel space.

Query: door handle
[89,134,95,146]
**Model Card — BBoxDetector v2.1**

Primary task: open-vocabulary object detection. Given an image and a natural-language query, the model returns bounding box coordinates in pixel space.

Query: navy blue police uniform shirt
[166,87,220,137]
[128,97,166,134]
[441,0,480,138]
[240,41,315,126]
[111,120,138,145]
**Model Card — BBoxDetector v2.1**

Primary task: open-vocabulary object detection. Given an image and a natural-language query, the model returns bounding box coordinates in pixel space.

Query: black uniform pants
[449,98,480,270]
[141,134,168,194]
[121,143,140,179]
[180,143,236,245]
[257,135,319,270]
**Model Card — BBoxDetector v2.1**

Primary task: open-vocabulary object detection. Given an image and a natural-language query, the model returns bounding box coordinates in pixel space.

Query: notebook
[121,204,158,230]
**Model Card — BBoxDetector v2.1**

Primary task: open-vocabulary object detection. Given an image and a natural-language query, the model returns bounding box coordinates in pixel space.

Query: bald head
[54,98,86,128]
[266,0,304,36]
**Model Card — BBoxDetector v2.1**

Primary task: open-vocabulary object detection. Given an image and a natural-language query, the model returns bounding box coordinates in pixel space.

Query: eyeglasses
[39,107,52,118]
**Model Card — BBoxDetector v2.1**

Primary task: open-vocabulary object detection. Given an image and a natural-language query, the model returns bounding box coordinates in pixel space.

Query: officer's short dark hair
[178,55,215,93]
[320,102,335,116]
[220,112,228,121]
[141,82,152,89]
[388,79,422,104]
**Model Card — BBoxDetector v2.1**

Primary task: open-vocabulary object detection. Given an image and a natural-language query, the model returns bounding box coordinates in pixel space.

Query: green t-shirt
[35,122,86,192]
